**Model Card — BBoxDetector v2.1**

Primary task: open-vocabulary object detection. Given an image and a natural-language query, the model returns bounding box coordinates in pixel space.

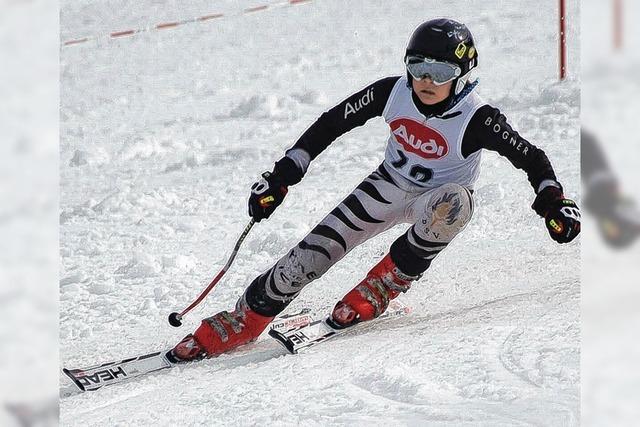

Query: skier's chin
[417,92,441,105]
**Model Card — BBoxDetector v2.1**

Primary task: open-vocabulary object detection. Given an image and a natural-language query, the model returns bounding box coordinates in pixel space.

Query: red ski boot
[330,254,418,328]
[168,299,274,362]
[168,334,207,363]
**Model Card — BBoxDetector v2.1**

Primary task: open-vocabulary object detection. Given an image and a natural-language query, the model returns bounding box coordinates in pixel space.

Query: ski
[268,300,411,354]
[63,350,172,392]
[62,308,313,392]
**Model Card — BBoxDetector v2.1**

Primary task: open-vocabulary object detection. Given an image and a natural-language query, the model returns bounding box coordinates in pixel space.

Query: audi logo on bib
[390,118,449,159]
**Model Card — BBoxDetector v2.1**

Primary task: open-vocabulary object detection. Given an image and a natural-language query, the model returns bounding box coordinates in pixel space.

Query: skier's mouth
[421,90,436,95]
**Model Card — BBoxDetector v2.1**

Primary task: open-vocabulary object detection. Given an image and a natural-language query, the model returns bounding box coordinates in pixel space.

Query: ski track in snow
[60,0,580,425]
[61,281,578,425]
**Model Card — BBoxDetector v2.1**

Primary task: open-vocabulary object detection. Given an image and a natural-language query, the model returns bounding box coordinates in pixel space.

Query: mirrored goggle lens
[405,57,461,85]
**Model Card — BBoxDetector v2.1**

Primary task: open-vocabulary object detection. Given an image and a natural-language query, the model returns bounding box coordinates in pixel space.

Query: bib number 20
[390,150,433,184]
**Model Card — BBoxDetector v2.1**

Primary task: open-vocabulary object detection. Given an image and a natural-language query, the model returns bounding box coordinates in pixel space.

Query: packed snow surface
[60,0,580,425]
[0,0,58,424]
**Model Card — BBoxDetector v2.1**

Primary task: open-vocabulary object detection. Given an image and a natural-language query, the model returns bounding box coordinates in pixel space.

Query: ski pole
[168,219,256,327]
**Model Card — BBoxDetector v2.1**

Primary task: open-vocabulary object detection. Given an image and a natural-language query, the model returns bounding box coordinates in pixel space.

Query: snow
[0,0,59,424]
[56,0,583,424]
[581,0,640,425]
[2,0,638,423]
[2,0,600,424]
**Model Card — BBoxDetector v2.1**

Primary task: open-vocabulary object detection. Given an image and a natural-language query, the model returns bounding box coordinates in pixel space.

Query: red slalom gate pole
[168,219,256,327]
[559,0,567,80]
[613,0,623,50]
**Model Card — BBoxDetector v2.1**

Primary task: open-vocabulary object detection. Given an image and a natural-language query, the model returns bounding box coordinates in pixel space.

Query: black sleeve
[291,76,401,160]
[461,104,558,192]
[581,128,612,183]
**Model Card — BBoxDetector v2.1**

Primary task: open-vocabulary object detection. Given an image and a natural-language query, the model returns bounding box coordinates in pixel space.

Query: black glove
[248,157,304,222]
[248,172,288,222]
[532,185,581,244]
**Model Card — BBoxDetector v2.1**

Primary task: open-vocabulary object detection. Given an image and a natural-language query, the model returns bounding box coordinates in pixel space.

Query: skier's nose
[424,77,436,85]
[418,76,435,86]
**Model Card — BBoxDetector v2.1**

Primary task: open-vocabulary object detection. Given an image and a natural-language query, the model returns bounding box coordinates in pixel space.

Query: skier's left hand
[532,185,581,244]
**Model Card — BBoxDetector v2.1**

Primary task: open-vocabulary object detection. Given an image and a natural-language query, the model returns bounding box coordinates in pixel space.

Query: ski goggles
[405,55,462,85]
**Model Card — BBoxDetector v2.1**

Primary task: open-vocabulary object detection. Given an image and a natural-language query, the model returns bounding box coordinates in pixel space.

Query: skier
[168,18,581,362]
[581,129,640,248]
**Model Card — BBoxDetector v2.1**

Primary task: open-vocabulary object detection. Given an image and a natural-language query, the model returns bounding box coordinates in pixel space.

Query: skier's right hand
[248,155,305,222]
[248,171,289,222]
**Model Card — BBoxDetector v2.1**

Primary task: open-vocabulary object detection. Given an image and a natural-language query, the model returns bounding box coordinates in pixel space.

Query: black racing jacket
[274,76,558,193]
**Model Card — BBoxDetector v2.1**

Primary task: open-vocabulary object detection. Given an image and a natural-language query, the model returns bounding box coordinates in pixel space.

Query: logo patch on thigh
[431,192,462,227]
[420,192,464,241]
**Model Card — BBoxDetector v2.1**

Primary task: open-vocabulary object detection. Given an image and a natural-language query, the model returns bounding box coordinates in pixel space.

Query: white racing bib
[382,77,486,189]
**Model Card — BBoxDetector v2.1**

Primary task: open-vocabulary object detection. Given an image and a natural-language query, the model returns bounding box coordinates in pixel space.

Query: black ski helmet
[405,19,478,95]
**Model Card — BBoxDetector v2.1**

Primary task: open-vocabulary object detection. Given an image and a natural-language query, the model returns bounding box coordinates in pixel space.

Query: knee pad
[419,183,474,243]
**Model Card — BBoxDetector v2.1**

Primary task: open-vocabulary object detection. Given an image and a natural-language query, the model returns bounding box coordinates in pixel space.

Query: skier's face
[411,78,452,105]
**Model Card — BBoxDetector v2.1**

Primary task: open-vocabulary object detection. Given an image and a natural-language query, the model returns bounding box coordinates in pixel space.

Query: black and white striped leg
[244,167,406,317]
